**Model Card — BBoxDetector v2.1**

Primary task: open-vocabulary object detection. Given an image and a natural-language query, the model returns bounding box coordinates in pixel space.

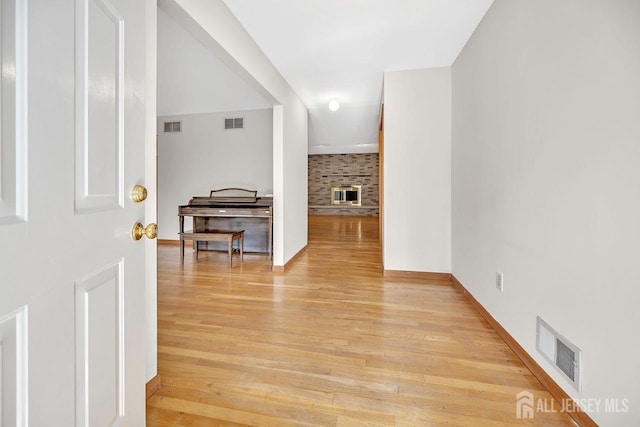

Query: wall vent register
[163,121,181,133]
[536,316,582,391]
[225,117,244,130]
[331,185,361,206]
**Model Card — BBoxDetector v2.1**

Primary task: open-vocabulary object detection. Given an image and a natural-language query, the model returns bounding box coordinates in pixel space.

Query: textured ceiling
[223,0,494,153]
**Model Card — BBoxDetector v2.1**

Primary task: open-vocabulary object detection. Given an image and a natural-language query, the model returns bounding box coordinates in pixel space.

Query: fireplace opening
[331,185,362,206]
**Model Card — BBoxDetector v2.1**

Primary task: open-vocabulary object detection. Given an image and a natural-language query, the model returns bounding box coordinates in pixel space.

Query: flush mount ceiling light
[328,99,340,111]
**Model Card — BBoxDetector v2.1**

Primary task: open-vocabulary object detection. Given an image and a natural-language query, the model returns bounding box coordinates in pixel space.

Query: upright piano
[178,188,273,258]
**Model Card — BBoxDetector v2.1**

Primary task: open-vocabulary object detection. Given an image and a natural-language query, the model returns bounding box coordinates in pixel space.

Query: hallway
[147,216,574,426]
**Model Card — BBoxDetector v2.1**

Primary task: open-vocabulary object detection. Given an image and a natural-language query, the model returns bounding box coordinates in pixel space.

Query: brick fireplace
[308,153,379,216]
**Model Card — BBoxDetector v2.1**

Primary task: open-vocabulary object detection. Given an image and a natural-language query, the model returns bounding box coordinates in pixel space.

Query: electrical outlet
[496,271,504,292]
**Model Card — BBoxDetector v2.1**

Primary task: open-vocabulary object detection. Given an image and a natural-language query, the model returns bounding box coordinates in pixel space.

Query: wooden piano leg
[240,232,244,265]
[228,237,233,268]
[268,217,273,260]
[179,216,185,264]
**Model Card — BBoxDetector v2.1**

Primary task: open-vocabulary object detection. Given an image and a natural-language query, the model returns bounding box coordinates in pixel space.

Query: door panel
[0,0,27,224]
[0,307,28,426]
[75,0,124,212]
[74,261,124,427]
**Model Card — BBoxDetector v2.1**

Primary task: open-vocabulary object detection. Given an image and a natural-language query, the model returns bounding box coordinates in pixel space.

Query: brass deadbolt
[130,185,148,203]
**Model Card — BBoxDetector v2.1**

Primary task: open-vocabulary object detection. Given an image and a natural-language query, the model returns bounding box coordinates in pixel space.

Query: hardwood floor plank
[148,395,320,426]
[149,215,575,426]
[178,413,254,427]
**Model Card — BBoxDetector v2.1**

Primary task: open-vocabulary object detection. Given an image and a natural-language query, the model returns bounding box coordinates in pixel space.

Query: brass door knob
[130,185,148,203]
[131,222,157,240]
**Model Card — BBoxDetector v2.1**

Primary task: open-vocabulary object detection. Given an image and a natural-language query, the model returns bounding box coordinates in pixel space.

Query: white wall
[452,0,640,424]
[157,109,273,240]
[157,7,270,116]
[161,0,308,266]
[383,68,451,273]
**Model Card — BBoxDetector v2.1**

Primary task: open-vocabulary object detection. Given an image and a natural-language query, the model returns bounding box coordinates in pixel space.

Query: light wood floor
[148,215,575,426]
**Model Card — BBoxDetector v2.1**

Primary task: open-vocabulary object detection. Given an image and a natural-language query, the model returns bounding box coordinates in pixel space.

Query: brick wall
[308,153,379,216]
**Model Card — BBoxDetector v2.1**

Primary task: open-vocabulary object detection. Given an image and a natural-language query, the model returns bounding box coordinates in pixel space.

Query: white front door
[0,0,149,425]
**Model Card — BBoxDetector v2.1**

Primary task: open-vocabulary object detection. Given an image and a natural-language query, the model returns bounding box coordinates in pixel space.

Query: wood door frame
[378,104,384,265]
[144,0,159,386]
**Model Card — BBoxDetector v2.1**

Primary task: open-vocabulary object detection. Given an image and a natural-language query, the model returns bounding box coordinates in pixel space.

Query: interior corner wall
[281,103,309,264]
[157,109,273,240]
[166,0,308,266]
[451,0,640,424]
[383,68,451,273]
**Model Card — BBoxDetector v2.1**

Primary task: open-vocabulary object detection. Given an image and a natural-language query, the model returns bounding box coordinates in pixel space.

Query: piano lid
[185,196,272,208]
[208,188,257,203]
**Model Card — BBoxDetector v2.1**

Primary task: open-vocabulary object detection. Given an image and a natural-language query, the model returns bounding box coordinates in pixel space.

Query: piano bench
[179,230,244,268]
